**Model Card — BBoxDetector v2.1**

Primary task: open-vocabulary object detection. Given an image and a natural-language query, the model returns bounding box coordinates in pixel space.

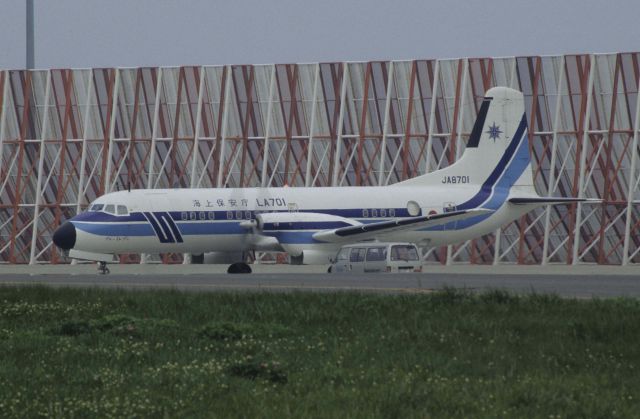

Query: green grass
[1,286,639,418]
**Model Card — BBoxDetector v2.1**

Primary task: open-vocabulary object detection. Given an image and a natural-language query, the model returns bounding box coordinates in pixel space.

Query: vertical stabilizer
[397,87,535,194]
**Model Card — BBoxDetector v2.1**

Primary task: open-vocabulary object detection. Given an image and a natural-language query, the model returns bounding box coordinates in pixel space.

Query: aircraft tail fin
[397,86,536,196]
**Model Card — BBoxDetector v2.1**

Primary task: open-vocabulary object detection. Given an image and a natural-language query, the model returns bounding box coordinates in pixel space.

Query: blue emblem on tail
[486,122,502,141]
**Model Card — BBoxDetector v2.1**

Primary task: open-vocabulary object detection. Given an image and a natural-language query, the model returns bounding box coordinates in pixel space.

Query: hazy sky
[1,0,639,69]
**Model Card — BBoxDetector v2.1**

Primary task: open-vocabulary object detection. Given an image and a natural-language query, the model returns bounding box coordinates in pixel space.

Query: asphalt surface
[1,272,639,298]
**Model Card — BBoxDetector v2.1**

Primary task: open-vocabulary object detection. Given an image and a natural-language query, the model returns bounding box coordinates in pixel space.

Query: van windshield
[336,248,350,261]
[390,245,419,261]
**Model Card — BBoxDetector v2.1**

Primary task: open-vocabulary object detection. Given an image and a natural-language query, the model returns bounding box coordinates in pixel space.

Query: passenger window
[372,209,378,217]
[362,209,369,217]
[208,212,215,220]
[350,248,365,262]
[116,205,128,216]
[181,212,188,221]
[199,212,205,220]
[104,204,115,214]
[227,211,233,220]
[366,247,386,262]
[190,212,196,220]
[389,208,396,217]
[236,211,243,220]
[380,209,387,217]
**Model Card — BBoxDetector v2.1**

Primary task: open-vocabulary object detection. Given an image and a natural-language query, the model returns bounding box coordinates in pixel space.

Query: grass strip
[0,285,639,418]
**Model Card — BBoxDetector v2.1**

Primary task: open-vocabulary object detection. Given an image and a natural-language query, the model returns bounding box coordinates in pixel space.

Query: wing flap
[312,208,493,243]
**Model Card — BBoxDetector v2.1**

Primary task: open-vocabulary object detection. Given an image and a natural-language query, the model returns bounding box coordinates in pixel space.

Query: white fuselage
[57,86,545,265]
[70,185,534,260]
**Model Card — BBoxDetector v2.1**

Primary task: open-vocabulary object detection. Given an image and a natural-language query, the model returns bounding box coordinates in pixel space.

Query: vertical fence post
[332,64,349,186]
[571,56,595,265]
[541,56,566,264]
[28,70,52,264]
[305,64,321,187]
[104,69,120,194]
[260,65,277,187]
[622,67,640,265]
[216,67,232,187]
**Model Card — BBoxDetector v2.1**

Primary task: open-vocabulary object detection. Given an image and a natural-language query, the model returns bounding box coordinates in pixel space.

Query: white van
[329,242,422,273]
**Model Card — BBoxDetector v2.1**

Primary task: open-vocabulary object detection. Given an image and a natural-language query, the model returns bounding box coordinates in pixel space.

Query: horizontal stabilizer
[312,208,493,243]
[508,197,602,205]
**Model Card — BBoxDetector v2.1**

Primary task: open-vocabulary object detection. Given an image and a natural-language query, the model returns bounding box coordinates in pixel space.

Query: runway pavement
[0,265,639,298]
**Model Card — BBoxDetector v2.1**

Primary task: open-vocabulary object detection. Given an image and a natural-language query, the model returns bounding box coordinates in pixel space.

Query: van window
[337,248,350,261]
[350,248,366,262]
[390,245,419,261]
[366,247,386,262]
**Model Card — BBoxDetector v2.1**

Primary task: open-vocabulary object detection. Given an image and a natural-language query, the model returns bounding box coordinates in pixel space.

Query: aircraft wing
[312,208,493,243]
[508,197,602,205]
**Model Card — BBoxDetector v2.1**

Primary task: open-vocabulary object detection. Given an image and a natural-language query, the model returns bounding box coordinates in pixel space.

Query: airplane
[52,86,590,274]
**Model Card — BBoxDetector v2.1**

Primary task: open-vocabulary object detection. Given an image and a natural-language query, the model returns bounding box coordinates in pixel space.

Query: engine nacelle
[255,211,360,232]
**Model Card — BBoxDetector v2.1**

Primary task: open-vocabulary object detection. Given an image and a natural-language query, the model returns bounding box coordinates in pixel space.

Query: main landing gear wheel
[227,262,252,274]
[98,261,110,275]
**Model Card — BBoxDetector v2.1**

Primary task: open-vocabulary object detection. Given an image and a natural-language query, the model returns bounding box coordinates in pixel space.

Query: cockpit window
[90,204,104,211]
[117,205,128,215]
[104,204,115,214]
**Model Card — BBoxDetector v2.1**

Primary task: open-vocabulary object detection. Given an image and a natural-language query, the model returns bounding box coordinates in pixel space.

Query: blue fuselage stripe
[143,212,174,243]
[157,212,184,243]
[73,222,154,236]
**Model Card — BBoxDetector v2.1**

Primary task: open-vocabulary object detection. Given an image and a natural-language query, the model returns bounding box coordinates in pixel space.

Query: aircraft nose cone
[53,222,76,250]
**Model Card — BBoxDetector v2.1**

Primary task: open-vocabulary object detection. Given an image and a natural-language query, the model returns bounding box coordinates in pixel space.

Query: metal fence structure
[1,53,639,265]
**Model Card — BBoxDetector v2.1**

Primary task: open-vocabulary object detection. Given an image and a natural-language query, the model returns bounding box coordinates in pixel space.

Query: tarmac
[0,263,638,298]
[1,262,639,276]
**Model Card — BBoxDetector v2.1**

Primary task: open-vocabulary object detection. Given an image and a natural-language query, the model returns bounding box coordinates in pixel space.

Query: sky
[1,0,639,70]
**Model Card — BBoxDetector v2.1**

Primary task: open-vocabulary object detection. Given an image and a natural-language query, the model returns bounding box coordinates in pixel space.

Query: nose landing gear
[98,261,110,275]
